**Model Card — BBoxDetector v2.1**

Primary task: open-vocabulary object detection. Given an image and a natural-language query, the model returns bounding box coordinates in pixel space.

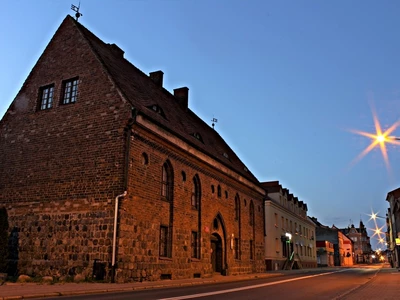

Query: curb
[0,273,284,300]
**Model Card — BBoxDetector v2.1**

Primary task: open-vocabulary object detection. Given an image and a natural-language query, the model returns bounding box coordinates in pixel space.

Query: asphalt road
[40,268,379,300]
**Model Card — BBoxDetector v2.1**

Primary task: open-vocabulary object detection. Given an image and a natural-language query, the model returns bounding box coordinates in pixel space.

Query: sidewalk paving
[338,264,400,300]
[0,272,284,300]
[0,264,394,300]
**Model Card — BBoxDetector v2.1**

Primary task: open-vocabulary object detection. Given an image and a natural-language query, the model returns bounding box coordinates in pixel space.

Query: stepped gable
[68,15,259,184]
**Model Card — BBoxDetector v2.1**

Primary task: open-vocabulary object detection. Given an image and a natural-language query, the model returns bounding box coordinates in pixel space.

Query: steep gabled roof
[67,16,259,184]
[387,187,400,201]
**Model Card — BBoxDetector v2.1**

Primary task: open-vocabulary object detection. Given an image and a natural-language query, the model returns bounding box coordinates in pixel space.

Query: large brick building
[0,16,267,282]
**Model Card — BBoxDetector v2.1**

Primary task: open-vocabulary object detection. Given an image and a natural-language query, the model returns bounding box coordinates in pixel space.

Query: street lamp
[376,134,400,142]
[388,136,400,140]
[369,212,386,221]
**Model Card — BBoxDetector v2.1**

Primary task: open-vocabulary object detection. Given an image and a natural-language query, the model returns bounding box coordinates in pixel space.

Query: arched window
[249,200,255,226]
[141,152,149,165]
[161,161,173,201]
[191,175,201,209]
[235,194,240,221]
[181,171,186,182]
[217,185,221,198]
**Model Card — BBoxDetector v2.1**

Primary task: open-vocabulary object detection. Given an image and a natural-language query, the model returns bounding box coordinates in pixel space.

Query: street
[38,266,382,300]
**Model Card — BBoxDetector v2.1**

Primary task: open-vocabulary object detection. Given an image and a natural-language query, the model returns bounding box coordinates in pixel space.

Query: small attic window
[147,104,165,118]
[223,152,229,159]
[61,77,79,105]
[244,167,248,172]
[192,132,203,143]
[38,84,54,110]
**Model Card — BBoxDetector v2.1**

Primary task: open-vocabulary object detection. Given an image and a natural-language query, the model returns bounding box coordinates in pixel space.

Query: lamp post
[388,136,400,140]
[376,135,400,142]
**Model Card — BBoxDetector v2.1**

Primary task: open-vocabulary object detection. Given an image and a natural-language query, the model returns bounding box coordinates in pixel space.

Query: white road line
[158,270,350,300]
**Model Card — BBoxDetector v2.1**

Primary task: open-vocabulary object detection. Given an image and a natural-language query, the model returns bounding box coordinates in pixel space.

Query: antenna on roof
[71,2,83,21]
[211,117,218,130]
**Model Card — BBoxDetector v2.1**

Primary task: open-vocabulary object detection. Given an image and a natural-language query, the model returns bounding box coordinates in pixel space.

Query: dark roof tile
[69,16,259,184]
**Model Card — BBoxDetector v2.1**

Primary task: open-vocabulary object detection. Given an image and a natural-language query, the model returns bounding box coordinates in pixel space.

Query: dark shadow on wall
[8,227,19,276]
[0,207,9,274]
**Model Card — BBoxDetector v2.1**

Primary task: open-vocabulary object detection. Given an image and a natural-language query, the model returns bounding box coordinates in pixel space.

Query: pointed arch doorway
[210,213,227,275]
[211,233,223,273]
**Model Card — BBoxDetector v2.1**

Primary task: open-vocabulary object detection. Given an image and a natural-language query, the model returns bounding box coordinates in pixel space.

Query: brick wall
[0,16,266,282]
[0,17,131,279]
[113,125,265,282]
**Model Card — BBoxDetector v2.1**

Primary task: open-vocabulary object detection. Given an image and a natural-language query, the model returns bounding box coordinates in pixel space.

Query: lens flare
[348,105,400,170]
[367,210,387,249]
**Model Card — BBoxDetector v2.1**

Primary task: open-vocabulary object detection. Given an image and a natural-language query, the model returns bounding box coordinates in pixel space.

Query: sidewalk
[0,272,284,300]
[338,264,400,300]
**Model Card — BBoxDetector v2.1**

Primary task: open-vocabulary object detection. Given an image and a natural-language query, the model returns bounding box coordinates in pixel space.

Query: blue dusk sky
[1,0,398,250]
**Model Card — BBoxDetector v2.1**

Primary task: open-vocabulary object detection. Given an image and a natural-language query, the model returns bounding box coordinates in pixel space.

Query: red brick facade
[0,16,266,282]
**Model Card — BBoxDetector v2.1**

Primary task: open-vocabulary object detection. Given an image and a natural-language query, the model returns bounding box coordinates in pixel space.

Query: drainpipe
[111,191,127,282]
[110,106,137,283]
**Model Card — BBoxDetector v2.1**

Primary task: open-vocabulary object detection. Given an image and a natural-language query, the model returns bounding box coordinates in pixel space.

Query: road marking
[158,270,350,300]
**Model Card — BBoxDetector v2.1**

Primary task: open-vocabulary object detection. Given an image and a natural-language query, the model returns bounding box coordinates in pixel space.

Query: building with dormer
[0,15,266,282]
[261,181,317,270]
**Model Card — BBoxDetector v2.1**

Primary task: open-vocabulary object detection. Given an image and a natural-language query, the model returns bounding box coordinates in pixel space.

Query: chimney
[174,87,189,109]
[109,43,124,58]
[149,70,164,87]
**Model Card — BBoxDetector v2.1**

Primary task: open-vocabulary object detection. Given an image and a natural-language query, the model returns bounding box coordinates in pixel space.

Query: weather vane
[71,2,83,21]
[211,117,218,129]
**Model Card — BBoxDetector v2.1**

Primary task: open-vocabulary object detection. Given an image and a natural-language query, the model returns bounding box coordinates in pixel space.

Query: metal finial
[211,117,218,129]
[71,2,83,21]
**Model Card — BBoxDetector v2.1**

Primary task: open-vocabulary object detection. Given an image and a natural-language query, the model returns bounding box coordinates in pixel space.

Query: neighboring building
[342,233,354,266]
[315,240,334,267]
[261,181,317,270]
[0,15,266,282]
[340,221,372,264]
[310,217,354,266]
[386,188,400,268]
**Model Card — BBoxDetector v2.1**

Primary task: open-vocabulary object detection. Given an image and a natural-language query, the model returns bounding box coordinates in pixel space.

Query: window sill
[191,258,200,262]
[159,257,172,261]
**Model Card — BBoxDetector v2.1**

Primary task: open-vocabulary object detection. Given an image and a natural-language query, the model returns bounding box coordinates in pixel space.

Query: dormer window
[192,132,203,143]
[147,104,165,118]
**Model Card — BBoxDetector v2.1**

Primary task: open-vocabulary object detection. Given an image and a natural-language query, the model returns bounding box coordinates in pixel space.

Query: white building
[261,181,317,270]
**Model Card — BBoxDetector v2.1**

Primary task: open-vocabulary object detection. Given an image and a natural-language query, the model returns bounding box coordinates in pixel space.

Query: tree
[0,207,9,273]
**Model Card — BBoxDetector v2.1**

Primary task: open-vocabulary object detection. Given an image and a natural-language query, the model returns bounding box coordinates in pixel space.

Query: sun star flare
[349,105,400,170]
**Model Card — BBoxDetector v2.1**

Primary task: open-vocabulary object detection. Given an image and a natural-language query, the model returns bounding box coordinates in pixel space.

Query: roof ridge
[67,15,260,185]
